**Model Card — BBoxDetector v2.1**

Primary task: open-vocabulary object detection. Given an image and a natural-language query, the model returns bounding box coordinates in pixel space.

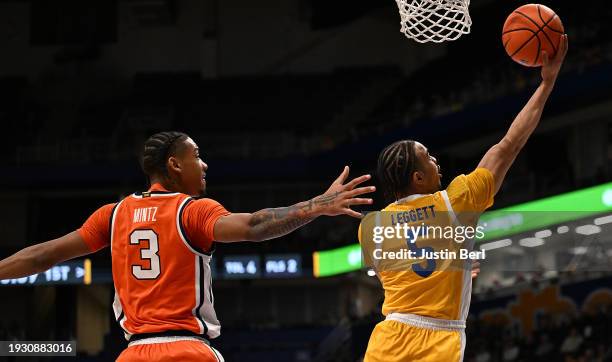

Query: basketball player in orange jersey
[0,132,375,361]
[361,36,567,362]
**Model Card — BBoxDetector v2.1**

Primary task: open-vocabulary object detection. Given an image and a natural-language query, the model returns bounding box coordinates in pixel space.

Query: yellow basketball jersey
[360,168,495,321]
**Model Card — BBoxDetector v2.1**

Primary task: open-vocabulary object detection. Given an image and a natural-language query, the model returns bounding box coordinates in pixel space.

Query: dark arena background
[1,0,611,361]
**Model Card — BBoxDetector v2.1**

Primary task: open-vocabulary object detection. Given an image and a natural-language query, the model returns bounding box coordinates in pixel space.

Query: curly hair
[376,139,420,203]
[141,131,189,178]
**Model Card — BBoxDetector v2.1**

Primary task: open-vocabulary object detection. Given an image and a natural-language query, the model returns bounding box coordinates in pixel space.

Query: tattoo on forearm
[248,192,340,241]
[313,192,338,207]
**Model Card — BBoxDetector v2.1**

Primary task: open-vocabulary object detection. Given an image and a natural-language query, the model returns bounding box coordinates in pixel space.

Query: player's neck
[397,186,435,200]
[149,176,181,193]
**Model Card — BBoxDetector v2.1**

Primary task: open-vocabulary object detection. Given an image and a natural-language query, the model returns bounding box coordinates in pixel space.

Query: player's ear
[412,170,425,186]
[167,156,182,173]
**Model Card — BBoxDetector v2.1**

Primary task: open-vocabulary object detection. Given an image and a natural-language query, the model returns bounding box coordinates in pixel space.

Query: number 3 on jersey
[130,229,161,280]
[406,229,435,278]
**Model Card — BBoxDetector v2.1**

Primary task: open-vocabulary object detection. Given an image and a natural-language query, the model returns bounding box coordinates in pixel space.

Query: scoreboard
[264,254,301,278]
[222,255,261,279]
[0,259,91,286]
[222,254,303,279]
[1,253,306,286]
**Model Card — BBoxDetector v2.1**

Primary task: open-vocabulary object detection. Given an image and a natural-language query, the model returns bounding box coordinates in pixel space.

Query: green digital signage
[313,244,362,278]
[312,182,612,277]
[478,182,612,241]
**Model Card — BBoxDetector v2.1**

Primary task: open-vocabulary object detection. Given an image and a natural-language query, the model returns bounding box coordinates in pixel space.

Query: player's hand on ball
[317,166,375,218]
[541,34,568,84]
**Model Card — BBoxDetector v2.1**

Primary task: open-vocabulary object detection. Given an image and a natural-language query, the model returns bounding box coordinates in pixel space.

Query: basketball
[502,4,564,67]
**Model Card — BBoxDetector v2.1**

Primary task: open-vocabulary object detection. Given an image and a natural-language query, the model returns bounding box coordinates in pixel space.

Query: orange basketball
[502,4,564,67]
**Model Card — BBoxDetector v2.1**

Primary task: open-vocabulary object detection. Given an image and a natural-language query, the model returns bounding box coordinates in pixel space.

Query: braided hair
[141,131,189,178]
[376,140,420,203]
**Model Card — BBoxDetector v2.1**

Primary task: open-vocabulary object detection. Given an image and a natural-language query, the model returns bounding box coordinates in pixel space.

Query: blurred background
[0,0,611,361]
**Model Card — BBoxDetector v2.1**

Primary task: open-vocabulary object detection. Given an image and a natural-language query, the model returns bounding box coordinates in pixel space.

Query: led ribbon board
[1,259,92,286]
[313,244,362,278]
[264,254,302,278]
[222,255,261,279]
[312,182,612,277]
[478,182,612,241]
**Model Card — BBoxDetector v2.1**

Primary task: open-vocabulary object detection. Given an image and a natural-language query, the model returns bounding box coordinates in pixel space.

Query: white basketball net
[395,0,472,43]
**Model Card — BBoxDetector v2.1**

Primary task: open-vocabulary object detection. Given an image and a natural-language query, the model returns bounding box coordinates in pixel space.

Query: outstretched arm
[214,166,376,242]
[0,231,93,280]
[471,260,480,279]
[478,34,568,194]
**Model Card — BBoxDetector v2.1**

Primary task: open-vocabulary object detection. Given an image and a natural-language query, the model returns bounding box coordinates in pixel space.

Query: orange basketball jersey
[111,190,220,339]
[79,184,229,342]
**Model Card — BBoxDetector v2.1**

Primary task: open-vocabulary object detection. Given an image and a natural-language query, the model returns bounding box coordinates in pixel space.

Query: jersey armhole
[177,197,214,257]
[441,190,461,227]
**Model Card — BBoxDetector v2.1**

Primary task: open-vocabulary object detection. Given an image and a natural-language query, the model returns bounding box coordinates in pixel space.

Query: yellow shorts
[364,314,465,362]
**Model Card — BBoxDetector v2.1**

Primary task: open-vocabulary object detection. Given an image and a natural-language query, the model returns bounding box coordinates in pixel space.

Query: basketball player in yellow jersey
[361,35,568,362]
